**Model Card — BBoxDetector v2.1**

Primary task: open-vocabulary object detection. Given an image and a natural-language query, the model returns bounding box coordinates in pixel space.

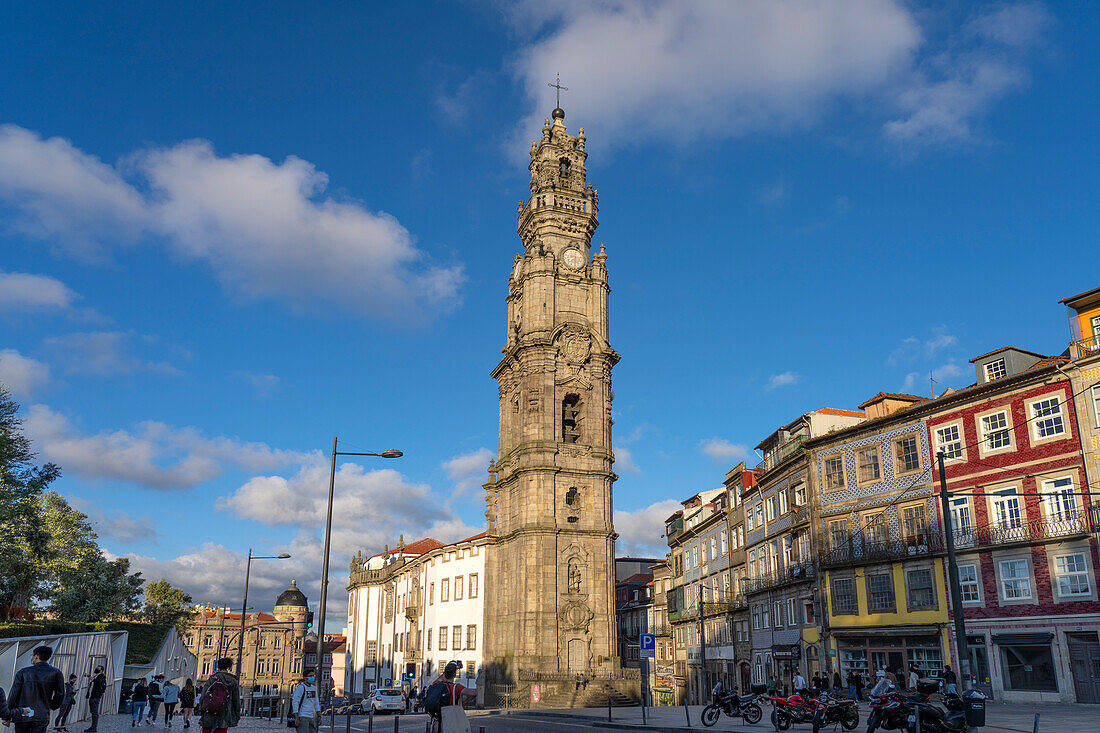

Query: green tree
[0,386,62,609]
[144,578,193,633]
[51,554,146,622]
[0,386,145,618]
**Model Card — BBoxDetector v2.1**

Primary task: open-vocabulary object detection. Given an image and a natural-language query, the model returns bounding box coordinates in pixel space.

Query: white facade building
[346,533,488,700]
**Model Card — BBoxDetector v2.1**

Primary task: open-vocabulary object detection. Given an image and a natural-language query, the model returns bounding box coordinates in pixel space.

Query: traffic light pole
[937,450,973,689]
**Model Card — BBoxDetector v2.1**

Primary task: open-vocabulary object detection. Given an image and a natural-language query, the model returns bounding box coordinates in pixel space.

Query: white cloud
[614,499,681,558]
[888,326,959,366]
[0,349,51,397]
[885,4,1050,145]
[68,496,159,544]
[235,371,280,397]
[0,127,464,321]
[767,371,800,390]
[23,404,310,490]
[507,1,1045,154]
[757,179,789,207]
[613,445,641,474]
[932,360,967,383]
[0,271,77,311]
[441,447,494,496]
[42,331,180,376]
[698,437,748,463]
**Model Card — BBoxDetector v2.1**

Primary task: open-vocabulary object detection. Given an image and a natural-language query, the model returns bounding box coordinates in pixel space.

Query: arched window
[562,394,581,443]
[559,158,570,177]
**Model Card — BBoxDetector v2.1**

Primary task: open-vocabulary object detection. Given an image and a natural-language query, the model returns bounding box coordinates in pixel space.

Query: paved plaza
[67,704,1100,733]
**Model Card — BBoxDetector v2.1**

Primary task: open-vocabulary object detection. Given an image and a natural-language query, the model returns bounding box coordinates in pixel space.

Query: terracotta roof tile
[857,392,928,409]
[619,573,653,585]
[815,407,865,418]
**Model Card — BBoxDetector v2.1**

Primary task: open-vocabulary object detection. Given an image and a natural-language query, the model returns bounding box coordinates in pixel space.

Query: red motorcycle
[865,685,930,733]
[763,691,819,730]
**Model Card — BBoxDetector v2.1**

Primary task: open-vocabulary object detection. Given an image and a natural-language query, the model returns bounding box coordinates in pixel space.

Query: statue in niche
[567,559,582,594]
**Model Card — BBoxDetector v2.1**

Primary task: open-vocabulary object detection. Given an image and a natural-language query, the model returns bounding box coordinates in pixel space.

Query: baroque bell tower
[483,105,621,689]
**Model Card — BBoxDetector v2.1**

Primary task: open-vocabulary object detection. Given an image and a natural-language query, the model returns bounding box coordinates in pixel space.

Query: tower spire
[547,73,569,113]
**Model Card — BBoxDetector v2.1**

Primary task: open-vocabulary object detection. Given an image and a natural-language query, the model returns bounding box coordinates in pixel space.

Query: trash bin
[962,689,985,727]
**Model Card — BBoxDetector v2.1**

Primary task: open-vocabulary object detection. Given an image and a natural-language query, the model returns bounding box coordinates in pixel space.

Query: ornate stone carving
[561,328,591,365]
[558,600,594,632]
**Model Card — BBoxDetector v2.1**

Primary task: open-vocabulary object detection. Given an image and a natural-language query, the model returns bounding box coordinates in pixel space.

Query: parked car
[367,689,405,714]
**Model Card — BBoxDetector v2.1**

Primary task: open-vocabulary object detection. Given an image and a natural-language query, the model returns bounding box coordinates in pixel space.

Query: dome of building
[552,107,565,120]
[275,579,308,608]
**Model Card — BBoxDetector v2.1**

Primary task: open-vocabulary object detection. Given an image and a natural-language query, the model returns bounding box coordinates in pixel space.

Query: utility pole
[937,450,973,689]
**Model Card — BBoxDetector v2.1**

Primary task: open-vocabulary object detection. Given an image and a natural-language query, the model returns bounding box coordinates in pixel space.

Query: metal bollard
[345,711,351,733]
[608,695,612,722]
[393,714,399,732]
[1033,713,1040,733]
[684,698,691,727]
[368,708,374,733]
[330,708,335,733]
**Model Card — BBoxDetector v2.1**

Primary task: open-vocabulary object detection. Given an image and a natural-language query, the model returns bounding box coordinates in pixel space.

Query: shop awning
[991,633,1053,645]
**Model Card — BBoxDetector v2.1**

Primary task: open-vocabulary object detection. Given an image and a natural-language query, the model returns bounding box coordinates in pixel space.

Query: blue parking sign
[384,678,392,687]
[640,633,656,658]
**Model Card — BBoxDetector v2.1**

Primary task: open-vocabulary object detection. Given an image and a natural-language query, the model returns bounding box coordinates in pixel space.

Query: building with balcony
[647,560,676,705]
[616,571,653,668]
[926,345,1099,703]
[806,392,950,688]
[1060,286,1100,498]
[745,408,864,693]
[345,533,489,701]
[722,463,752,692]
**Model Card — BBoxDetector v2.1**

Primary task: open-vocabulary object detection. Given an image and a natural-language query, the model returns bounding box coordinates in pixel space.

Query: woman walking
[131,680,149,727]
[161,679,180,727]
[53,674,78,732]
[178,680,195,729]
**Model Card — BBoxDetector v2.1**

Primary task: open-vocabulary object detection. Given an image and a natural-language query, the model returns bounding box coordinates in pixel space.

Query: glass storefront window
[1000,645,1058,691]
[907,646,943,677]
[839,647,868,677]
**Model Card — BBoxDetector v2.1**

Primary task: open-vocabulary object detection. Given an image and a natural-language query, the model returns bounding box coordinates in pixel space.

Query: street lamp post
[315,438,402,691]
[236,550,291,690]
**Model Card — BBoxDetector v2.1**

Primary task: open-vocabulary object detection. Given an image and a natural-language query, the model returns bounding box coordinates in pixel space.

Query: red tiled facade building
[926,346,1100,703]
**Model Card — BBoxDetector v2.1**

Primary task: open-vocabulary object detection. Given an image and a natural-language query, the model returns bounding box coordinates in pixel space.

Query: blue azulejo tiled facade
[813,420,941,547]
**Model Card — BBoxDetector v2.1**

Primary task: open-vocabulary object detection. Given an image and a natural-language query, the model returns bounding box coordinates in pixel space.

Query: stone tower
[484,106,620,690]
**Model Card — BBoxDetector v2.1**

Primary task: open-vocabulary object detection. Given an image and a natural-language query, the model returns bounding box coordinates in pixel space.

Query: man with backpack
[146,675,162,726]
[422,663,474,733]
[198,659,240,733]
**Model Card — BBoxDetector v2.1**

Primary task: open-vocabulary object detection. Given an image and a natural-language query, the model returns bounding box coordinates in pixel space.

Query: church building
[345,105,635,706]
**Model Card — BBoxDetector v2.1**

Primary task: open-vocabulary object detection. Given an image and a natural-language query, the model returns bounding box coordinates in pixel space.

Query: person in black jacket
[7,645,65,733]
[0,683,12,724]
[52,675,78,732]
[84,666,106,733]
[146,676,163,727]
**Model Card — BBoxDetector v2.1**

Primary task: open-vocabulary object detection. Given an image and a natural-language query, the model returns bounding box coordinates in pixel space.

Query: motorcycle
[701,688,764,727]
[866,686,924,733]
[811,692,860,733]
[906,689,971,733]
[763,691,819,730]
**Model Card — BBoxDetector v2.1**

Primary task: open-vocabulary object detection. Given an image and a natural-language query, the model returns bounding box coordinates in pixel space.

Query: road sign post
[640,634,656,723]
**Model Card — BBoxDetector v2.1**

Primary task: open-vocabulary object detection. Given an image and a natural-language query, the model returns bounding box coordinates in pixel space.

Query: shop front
[834,629,946,685]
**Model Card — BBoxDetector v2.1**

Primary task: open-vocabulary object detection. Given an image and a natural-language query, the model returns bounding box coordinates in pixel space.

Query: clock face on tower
[561,248,584,270]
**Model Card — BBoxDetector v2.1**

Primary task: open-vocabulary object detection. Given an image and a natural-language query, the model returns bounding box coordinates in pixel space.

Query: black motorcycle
[702,688,764,727]
[812,692,860,733]
[907,692,970,733]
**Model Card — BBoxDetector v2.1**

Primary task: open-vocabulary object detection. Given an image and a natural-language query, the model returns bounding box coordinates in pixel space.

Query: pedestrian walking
[291,671,319,733]
[942,665,958,696]
[854,672,864,701]
[53,675,78,732]
[162,680,180,728]
[884,668,897,687]
[792,669,806,695]
[198,658,241,733]
[147,676,163,726]
[846,671,857,700]
[85,666,106,733]
[424,662,474,733]
[131,681,149,727]
[908,665,920,690]
[7,645,66,733]
[0,682,11,723]
[178,681,195,730]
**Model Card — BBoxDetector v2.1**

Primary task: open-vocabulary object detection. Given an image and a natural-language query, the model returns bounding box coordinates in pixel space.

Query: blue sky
[1,1,1097,623]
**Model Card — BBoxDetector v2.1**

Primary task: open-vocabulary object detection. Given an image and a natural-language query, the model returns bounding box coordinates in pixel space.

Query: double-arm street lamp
[314,438,402,688]
[236,550,291,677]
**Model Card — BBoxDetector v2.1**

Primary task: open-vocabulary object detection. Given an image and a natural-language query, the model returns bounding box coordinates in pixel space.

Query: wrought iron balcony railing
[953,511,1090,549]
[819,534,945,569]
[743,561,816,595]
[1070,334,1100,360]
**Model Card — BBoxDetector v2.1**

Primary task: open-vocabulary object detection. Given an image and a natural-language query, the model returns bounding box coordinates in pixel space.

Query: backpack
[422,681,451,716]
[200,678,229,714]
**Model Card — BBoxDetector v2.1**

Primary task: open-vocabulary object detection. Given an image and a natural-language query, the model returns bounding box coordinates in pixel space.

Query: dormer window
[985,358,1007,381]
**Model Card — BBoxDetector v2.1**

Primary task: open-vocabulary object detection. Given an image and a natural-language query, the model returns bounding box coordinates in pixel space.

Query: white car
[368,689,405,714]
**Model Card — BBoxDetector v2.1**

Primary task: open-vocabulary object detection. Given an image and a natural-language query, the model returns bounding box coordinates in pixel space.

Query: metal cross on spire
[548,73,569,108]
